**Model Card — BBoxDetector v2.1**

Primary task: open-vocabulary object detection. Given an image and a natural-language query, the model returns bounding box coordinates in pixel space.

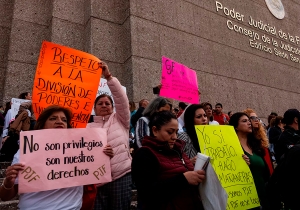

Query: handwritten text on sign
[11,98,31,119]
[195,125,260,210]
[19,128,111,193]
[32,41,102,128]
[160,56,199,104]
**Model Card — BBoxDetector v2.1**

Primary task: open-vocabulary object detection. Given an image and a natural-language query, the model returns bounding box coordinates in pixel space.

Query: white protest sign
[11,98,31,119]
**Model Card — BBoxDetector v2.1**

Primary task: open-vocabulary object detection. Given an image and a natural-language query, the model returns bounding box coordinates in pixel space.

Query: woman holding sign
[177,104,208,164]
[87,62,132,210]
[132,111,205,210]
[0,105,83,209]
[229,112,273,210]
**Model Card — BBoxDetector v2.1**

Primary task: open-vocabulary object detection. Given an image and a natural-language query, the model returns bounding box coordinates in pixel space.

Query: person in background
[0,106,4,148]
[274,109,300,163]
[135,97,172,148]
[87,62,132,210]
[177,104,207,164]
[0,105,91,209]
[213,103,229,125]
[177,102,187,118]
[268,116,284,162]
[228,111,233,118]
[229,112,273,210]
[267,112,278,130]
[3,102,12,134]
[18,92,32,100]
[130,99,149,129]
[201,102,219,125]
[132,111,205,210]
[129,101,137,135]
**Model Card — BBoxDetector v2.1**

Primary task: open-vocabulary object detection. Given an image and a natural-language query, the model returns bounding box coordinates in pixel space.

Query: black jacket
[130,107,145,128]
[274,126,300,162]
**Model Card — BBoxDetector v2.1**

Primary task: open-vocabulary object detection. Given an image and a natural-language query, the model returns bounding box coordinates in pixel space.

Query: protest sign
[91,78,126,115]
[32,41,102,128]
[160,56,199,104]
[11,98,31,119]
[195,125,260,210]
[19,128,111,193]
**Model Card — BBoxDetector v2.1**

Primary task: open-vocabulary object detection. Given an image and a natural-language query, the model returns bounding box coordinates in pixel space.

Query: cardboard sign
[195,125,260,210]
[160,56,199,104]
[32,41,102,128]
[91,78,126,115]
[19,128,111,193]
[11,98,31,119]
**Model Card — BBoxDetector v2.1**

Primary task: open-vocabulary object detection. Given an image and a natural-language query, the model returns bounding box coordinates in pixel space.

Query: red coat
[132,136,203,210]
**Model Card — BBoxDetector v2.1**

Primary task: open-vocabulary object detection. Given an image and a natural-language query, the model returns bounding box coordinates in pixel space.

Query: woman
[87,62,132,210]
[201,102,219,125]
[0,105,106,209]
[229,112,273,210]
[177,104,207,164]
[132,111,205,210]
[135,97,172,148]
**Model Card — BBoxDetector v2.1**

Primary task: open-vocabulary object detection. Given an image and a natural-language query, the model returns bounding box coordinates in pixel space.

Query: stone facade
[1,0,300,119]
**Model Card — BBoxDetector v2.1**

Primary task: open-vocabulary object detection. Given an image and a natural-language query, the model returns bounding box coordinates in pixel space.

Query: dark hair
[94,94,113,108]
[18,92,30,99]
[274,116,283,126]
[129,101,136,112]
[215,103,223,108]
[184,104,205,153]
[201,102,213,121]
[229,112,265,156]
[228,111,232,116]
[138,99,147,108]
[149,111,177,137]
[143,97,172,118]
[3,101,11,117]
[178,102,187,110]
[34,105,73,130]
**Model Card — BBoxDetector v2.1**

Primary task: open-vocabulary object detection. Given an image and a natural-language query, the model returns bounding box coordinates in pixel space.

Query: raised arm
[101,62,130,129]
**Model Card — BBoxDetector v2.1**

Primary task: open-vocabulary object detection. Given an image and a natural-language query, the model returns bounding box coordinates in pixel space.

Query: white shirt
[12,150,83,210]
[209,120,219,125]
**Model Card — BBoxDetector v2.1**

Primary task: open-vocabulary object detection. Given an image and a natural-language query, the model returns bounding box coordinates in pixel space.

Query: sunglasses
[249,116,260,121]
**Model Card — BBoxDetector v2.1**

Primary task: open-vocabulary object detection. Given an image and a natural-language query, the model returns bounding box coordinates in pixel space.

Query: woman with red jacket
[229,112,273,210]
[132,111,205,210]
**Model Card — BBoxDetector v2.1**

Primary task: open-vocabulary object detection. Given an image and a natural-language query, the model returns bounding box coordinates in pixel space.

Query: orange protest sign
[32,41,102,128]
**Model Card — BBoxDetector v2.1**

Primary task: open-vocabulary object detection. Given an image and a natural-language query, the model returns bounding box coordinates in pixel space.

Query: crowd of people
[0,62,299,210]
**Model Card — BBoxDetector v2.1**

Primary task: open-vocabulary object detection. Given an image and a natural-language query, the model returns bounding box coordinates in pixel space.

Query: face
[194,108,208,125]
[215,105,222,114]
[249,112,260,128]
[204,105,213,117]
[44,111,68,129]
[95,96,113,116]
[152,119,178,149]
[236,115,252,133]
[158,104,171,112]
[25,93,32,100]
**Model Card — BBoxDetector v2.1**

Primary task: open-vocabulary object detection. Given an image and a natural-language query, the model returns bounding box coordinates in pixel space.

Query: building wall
[1,0,300,119]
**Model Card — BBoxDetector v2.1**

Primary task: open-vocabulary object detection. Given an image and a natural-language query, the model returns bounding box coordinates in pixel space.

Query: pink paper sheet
[19,128,111,193]
[160,56,199,104]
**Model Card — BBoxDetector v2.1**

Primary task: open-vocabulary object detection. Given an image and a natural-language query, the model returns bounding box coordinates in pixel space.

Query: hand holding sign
[160,57,199,104]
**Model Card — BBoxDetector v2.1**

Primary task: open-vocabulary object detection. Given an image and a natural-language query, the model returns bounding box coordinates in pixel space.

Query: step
[0,170,5,179]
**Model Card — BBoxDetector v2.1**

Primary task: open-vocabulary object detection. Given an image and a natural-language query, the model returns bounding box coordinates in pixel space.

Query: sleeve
[107,77,130,129]
[135,118,149,148]
[132,148,190,203]
[130,107,144,128]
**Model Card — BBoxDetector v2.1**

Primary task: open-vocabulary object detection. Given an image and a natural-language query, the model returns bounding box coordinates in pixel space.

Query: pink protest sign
[19,128,111,193]
[160,56,199,104]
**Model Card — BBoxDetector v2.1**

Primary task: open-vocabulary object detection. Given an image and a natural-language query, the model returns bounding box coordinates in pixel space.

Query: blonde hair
[243,108,269,148]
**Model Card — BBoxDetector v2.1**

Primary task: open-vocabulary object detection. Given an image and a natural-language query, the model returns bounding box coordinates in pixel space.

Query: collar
[93,115,111,123]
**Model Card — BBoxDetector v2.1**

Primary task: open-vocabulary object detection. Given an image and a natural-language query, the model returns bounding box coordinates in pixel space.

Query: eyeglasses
[249,116,260,122]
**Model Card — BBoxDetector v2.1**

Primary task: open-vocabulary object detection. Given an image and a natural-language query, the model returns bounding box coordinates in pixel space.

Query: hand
[184,170,205,185]
[190,156,197,165]
[100,62,111,79]
[141,100,149,108]
[103,144,114,158]
[4,163,25,188]
[242,154,250,165]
